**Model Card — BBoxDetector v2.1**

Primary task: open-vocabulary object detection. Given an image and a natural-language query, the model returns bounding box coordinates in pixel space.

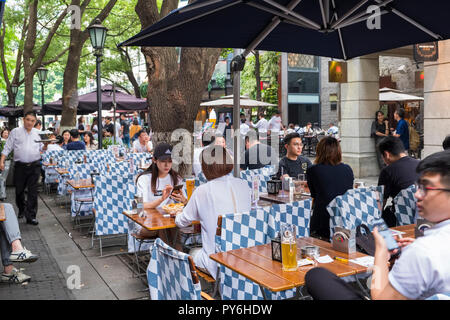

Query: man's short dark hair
[34,120,41,127]
[24,111,37,119]
[137,129,146,137]
[283,132,302,146]
[443,135,450,150]
[245,129,259,144]
[225,116,230,121]
[69,129,79,139]
[106,116,112,121]
[395,108,405,119]
[377,136,405,156]
[56,135,64,144]
[416,150,450,188]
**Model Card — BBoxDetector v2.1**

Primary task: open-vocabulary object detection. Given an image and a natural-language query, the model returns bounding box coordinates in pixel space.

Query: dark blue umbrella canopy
[120,0,450,59]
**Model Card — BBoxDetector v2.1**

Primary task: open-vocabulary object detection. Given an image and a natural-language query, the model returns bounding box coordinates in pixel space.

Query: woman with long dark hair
[371,110,390,169]
[83,131,98,150]
[136,142,187,209]
[61,130,71,150]
[306,137,354,241]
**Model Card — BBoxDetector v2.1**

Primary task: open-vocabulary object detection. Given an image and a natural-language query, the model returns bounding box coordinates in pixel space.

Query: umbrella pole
[233,71,241,178]
[113,83,116,145]
[231,53,246,177]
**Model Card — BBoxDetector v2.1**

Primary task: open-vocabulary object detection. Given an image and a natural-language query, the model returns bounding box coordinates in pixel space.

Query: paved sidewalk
[1,186,148,300]
[0,189,73,300]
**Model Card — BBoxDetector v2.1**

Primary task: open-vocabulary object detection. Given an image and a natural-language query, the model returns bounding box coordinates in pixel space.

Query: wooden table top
[210,236,368,293]
[123,208,199,231]
[43,162,58,167]
[391,224,416,239]
[67,179,94,189]
[56,168,69,175]
[259,192,311,204]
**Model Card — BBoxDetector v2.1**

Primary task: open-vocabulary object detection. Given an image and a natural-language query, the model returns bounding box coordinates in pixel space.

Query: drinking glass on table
[281,223,298,271]
[185,176,195,201]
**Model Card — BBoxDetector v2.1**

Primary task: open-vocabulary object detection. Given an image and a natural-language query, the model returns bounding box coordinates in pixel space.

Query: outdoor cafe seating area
[40,148,441,301]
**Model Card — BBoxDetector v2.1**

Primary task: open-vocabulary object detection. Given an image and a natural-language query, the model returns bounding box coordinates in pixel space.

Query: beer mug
[185,176,195,201]
[281,223,298,271]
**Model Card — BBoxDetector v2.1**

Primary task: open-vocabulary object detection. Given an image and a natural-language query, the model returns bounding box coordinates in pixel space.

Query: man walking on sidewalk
[0,111,42,225]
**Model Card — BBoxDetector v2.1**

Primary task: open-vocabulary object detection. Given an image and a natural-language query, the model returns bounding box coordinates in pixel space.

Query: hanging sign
[329,61,347,83]
[414,42,439,62]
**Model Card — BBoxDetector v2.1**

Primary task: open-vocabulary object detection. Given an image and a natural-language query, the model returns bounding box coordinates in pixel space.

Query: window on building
[288,54,318,70]
[288,71,319,93]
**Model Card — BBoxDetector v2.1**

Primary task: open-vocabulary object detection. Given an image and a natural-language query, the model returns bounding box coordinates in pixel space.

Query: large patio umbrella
[0,105,42,117]
[43,85,148,115]
[120,0,450,175]
[379,87,424,102]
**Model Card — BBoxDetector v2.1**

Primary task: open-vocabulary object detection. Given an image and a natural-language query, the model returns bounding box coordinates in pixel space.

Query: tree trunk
[60,0,117,128]
[255,50,261,101]
[136,0,221,175]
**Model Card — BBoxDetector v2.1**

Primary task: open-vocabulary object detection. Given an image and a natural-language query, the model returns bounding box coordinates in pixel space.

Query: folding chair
[215,207,297,300]
[68,163,97,231]
[393,184,417,226]
[268,199,312,239]
[426,292,450,300]
[147,238,213,300]
[92,173,134,256]
[327,186,384,238]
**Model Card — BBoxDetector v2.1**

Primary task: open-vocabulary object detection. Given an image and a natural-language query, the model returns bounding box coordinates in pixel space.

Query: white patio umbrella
[200,95,277,108]
[379,87,424,102]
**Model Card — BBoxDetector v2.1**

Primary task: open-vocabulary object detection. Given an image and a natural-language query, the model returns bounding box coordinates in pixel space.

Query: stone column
[340,54,380,178]
[423,40,450,157]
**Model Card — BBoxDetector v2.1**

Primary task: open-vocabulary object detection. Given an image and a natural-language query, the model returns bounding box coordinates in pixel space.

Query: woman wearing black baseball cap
[136,142,187,210]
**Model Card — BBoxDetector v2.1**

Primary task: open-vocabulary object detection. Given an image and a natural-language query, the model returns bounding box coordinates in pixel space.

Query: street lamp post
[37,66,48,130]
[11,83,18,108]
[87,19,107,150]
[10,83,19,128]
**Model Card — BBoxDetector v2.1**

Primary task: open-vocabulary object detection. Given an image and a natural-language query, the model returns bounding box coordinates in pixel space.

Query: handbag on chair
[355,224,375,256]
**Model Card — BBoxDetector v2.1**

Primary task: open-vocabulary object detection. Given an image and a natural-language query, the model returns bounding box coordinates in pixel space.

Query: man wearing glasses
[305,149,450,300]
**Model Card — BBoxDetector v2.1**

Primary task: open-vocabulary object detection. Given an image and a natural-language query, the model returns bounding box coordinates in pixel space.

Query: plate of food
[162,203,185,216]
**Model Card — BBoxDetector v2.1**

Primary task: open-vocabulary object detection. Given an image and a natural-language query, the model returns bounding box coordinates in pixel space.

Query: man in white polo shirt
[0,111,42,225]
[304,149,450,300]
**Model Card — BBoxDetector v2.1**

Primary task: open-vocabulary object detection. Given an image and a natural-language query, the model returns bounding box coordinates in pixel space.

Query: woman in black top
[306,137,354,241]
[371,110,390,169]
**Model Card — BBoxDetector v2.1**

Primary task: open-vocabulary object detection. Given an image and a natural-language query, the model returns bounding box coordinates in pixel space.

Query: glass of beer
[186,176,195,201]
[281,223,298,271]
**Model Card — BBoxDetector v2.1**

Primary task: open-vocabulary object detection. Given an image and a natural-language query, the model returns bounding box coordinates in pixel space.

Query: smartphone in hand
[372,218,400,251]
[171,184,183,195]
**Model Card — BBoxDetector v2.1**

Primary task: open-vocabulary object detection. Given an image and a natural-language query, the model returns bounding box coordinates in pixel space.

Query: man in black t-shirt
[377,136,419,227]
[240,130,276,170]
[103,117,114,136]
[277,132,312,179]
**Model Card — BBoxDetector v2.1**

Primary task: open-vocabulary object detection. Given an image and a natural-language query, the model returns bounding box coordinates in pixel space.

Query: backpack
[409,123,420,151]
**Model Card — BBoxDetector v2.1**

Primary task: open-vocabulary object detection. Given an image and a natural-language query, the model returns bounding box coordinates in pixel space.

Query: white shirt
[388,219,450,299]
[240,123,250,136]
[268,116,282,132]
[209,109,216,120]
[47,144,63,152]
[175,174,251,278]
[252,118,269,133]
[133,139,153,153]
[2,127,42,163]
[136,173,179,208]
[192,146,206,177]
